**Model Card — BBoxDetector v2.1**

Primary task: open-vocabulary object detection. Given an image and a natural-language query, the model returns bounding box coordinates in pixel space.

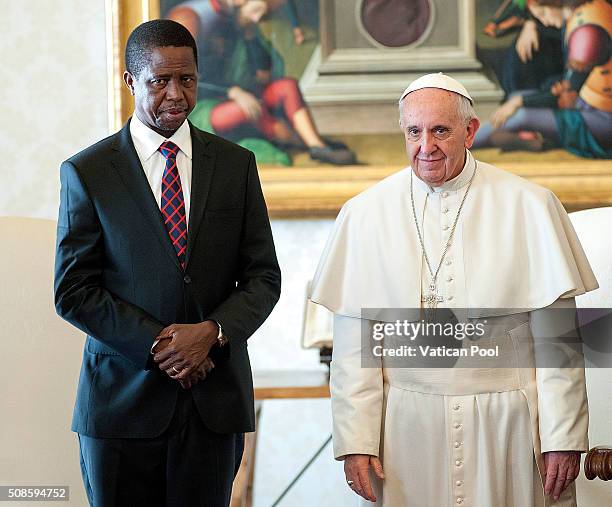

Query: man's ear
[123,71,136,96]
[464,117,480,149]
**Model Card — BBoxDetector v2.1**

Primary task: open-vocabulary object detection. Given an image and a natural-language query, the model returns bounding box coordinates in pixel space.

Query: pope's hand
[344,454,384,502]
[543,450,581,501]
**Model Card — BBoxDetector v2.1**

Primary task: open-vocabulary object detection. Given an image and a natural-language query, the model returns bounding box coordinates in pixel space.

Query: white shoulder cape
[310,158,598,318]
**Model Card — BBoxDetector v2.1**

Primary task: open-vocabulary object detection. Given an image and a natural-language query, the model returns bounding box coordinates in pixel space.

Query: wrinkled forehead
[143,46,197,71]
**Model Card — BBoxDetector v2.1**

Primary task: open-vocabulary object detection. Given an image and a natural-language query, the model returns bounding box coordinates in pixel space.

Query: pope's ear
[123,71,136,96]
[465,117,480,149]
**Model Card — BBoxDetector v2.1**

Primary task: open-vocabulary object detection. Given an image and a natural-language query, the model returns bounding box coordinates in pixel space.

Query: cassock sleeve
[330,314,384,460]
[531,297,589,453]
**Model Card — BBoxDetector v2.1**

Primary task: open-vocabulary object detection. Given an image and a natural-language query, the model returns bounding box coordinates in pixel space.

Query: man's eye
[434,127,448,134]
[408,128,420,136]
[151,79,166,86]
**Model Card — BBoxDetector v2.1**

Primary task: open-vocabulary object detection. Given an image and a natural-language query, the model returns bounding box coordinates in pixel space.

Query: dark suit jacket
[54,120,281,438]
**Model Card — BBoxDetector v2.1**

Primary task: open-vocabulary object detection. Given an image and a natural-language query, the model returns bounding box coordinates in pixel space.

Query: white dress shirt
[129,114,193,228]
[131,115,226,352]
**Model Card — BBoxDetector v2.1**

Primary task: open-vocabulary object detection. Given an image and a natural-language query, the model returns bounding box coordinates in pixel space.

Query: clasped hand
[153,321,219,389]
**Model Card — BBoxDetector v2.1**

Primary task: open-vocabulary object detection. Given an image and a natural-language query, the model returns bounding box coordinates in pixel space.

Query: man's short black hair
[125,19,198,77]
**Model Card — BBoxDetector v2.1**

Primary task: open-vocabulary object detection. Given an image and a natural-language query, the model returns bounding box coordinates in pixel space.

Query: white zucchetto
[399,72,474,104]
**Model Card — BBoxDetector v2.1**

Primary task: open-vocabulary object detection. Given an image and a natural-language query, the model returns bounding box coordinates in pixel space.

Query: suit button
[183,275,192,284]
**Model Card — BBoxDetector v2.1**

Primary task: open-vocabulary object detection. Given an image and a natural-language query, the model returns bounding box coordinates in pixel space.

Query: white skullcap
[399,72,473,104]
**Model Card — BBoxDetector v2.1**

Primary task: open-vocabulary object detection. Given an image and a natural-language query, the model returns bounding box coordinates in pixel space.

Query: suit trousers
[78,389,244,507]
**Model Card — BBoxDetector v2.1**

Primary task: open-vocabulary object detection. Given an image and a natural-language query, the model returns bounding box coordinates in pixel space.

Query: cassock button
[442,192,449,198]
[445,259,452,266]
[443,225,450,231]
[448,295,454,301]
[453,422,461,429]
[456,480,463,487]
[447,276,453,282]
[453,404,461,410]
[455,459,463,467]
[454,441,462,448]
[183,275,192,284]
[456,498,463,504]
[442,207,449,213]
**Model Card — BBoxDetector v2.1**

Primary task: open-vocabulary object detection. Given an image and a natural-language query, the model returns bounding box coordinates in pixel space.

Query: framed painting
[106,0,612,216]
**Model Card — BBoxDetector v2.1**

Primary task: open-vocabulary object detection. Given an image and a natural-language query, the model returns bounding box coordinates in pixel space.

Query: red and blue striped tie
[159,141,187,269]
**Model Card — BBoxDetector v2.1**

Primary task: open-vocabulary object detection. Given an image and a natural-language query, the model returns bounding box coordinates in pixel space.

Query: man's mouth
[161,108,187,117]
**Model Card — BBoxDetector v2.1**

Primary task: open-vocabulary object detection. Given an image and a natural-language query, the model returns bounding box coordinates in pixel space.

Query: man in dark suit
[54,19,281,507]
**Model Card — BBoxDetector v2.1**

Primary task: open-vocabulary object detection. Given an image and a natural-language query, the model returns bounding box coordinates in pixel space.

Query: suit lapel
[185,123,215,269]
[111,121,182,271]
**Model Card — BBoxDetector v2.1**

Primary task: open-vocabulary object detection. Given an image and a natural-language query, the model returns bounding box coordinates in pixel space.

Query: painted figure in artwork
[475,0,612,158]
[479,0,565,98]
[168,0,356,165]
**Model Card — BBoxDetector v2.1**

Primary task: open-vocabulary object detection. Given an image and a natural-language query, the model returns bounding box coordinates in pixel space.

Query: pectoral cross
[421,280,444,309]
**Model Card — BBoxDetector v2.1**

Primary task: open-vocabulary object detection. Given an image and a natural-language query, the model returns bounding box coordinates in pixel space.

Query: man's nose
[165,79,183,100]
[419,131,436,154]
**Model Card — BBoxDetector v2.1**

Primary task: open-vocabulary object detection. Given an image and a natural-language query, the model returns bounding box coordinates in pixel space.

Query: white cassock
[310,150,598,506]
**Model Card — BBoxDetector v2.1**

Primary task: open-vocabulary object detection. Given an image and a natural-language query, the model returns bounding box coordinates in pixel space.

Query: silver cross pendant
[421,281,444,309]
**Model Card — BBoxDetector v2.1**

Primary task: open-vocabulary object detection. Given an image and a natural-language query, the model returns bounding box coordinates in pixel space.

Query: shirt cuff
[213,321,223,340]
[212,320,228,346]
[150,339,161,354]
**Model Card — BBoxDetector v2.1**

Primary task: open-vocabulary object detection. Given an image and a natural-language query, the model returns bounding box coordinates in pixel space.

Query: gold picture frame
[106,0,612,217]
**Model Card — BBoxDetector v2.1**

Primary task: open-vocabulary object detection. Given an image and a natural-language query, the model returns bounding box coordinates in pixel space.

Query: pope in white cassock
[310,74,599,506]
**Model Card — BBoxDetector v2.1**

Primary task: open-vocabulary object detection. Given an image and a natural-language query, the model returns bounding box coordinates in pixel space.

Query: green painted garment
[554,109,612,159]
[187,28,292,166]
[189,101,291,166]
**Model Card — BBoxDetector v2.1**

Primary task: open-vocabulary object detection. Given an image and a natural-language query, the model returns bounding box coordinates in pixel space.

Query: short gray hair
[399,91,477,129]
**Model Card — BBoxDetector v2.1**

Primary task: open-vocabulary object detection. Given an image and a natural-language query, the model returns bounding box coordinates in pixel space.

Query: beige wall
[0,0,108,219]
[0,2,106,504]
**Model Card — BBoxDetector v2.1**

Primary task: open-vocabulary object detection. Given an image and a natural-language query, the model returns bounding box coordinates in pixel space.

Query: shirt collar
[412,149,476,194]
[130,113,193,162]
